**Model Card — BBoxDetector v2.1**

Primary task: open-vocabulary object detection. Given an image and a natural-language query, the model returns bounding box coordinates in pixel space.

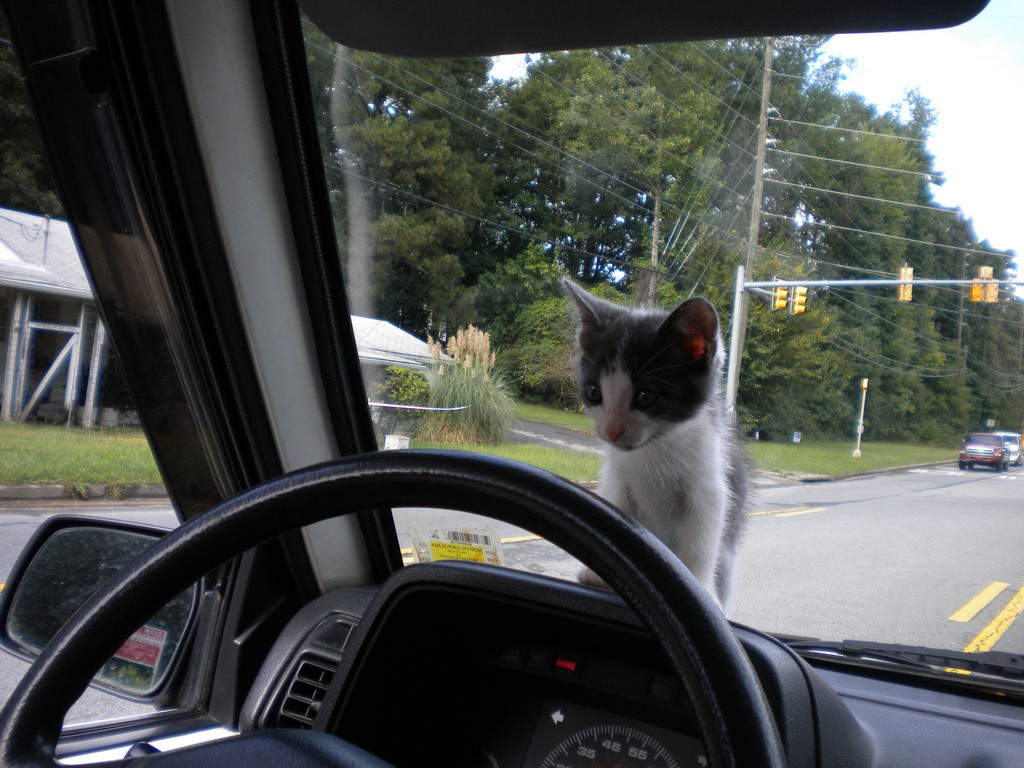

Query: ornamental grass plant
[419,326,516,445]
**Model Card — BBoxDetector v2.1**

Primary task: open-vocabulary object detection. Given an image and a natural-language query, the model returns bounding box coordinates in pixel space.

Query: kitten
[563,278,747,609]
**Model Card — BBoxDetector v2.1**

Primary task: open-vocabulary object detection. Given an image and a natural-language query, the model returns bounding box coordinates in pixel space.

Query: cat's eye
[584,382,602,405]
[636,389,658,409]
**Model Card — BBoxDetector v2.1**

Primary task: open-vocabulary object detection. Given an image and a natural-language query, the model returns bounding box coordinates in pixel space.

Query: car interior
[0,1,1021,768]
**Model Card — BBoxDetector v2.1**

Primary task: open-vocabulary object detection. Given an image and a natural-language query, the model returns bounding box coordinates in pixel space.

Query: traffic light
[972,266,997,303]
[772,284,788,310]
[898,266,913,302]
[789,286,807,314]
[982,266,998,302]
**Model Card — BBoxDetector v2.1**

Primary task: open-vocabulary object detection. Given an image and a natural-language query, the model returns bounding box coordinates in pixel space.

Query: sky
[491,0,1024,265]
[822,0,1024,263]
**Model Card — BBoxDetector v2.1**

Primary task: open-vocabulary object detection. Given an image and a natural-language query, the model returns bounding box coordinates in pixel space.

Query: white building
[1,206,444,426]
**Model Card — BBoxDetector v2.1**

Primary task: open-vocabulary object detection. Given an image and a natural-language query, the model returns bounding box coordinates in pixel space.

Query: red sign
[114,625,167,668]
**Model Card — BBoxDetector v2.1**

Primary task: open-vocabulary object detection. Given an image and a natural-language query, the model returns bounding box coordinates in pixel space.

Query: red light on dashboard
[555,658,577,673]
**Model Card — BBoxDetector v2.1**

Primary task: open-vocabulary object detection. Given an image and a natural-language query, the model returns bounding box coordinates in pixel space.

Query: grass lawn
[514,402,592,433]
[746,439,953,478]
[412,439,602,483]
[513,403,954,479]
[0,422,163,492]
[0,415,954,492]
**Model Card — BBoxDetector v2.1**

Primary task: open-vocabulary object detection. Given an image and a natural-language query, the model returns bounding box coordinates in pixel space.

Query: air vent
[276,656,336,729]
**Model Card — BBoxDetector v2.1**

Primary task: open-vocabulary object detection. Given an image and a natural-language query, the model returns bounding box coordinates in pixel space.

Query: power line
[331,164,716,283]
[641,45,757,128]
[329,46,676,226]
[595,49,758,156]
[829,337,967,377]
[685,41,762,99]
[524,58,757,205]
[768,148,940,181]
[767,178,960,215]
[762,116,946,286]
[761,211,1012,259]
[771,116,927,142]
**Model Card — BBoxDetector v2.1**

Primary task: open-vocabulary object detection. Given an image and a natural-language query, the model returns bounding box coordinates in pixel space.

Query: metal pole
[743,38,773,277]
[852,378,869,457]
[727,40,772,420]
[725,265,745,419]
[743,277,1021,289]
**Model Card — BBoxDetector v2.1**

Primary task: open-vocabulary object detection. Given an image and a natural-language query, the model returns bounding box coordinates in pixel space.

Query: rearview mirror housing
[0,516,198,700]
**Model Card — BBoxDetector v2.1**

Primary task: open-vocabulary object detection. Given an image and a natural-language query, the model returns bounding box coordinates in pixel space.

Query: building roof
[350,315,446,371]
[0,206,92,300]
[0,207,446,372]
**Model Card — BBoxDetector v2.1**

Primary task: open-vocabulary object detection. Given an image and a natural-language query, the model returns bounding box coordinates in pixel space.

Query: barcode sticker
[409,528,503,566]
[446,530,494,546]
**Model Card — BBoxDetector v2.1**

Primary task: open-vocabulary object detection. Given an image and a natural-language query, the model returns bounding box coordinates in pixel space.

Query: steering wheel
[0,451,784,768]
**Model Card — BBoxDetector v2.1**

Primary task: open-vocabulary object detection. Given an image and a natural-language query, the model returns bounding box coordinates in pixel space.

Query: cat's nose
[605,424,626,443]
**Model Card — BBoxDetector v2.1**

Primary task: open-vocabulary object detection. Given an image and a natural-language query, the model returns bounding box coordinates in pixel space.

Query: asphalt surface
[508,418,605,456]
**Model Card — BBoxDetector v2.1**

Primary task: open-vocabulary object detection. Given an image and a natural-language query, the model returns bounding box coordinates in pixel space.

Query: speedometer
[521,700,706,768]
[538,724,680,767]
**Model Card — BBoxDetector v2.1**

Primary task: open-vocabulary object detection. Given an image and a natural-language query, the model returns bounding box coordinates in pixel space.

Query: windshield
[300,0,1024,674]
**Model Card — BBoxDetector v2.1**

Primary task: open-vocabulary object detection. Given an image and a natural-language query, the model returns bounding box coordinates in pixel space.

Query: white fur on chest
[596,408,730,597]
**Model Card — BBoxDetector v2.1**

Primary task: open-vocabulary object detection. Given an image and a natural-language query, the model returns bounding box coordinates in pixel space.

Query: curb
[762,460,957,484]
[0,484,168,502]
[0,462,961,501]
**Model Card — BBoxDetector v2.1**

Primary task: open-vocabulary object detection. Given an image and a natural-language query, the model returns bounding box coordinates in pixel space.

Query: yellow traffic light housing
[789,286,807,314]
[982,266,998,302]
[898,266,913,301]
[772,285,788,310]
[972,266,997,302]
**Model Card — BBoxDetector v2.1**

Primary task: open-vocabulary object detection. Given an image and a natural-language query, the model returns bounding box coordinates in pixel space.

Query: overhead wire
[320,38,770,294]
[761,211,1010,259]
[772,117,927,142]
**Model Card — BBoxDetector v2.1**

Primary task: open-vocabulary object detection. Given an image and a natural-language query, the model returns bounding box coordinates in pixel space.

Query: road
[2,464,1022,726]
[731,465,1024,653]
[393,464,1024,655]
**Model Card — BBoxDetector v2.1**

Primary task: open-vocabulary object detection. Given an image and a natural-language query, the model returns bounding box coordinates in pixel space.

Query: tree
[0,17,61,215]
[309,42,498,337]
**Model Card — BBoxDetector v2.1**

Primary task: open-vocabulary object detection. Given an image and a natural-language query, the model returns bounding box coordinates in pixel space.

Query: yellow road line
[949,582,1009,623]
[962,584,1024,653]
[776,506,827,518]
[750,505,825,517]
[501,535,542,544]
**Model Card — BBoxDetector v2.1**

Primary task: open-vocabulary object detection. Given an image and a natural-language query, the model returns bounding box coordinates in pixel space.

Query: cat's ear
[562,278,616,341]
[660,297,719,364]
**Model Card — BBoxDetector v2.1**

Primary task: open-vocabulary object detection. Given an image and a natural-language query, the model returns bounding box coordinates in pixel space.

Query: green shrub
[373,366,430,405]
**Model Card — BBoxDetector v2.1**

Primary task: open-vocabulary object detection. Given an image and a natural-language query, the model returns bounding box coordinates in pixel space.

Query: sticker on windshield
[409,528,504,566]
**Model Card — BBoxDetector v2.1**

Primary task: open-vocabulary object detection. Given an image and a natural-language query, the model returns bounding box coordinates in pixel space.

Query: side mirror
[0,516,198,699]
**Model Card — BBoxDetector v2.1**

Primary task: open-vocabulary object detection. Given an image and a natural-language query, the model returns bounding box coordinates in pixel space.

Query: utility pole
[852,378,869,457]
[726,38,773,421]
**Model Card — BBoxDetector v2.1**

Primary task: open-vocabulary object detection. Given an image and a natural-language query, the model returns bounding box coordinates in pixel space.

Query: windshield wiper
[786,639,1024,685]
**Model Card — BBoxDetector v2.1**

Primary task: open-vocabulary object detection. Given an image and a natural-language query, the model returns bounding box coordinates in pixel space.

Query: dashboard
[240,561,1024,768]
[243,564,712,767]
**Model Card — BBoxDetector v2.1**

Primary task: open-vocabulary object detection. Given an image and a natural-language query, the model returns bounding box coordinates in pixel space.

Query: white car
[994,431,1023,467]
